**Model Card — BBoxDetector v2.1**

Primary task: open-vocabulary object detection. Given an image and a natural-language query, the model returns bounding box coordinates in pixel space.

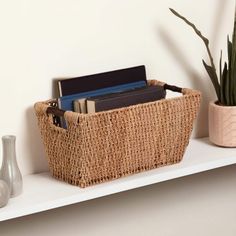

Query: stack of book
[56,65,166,115]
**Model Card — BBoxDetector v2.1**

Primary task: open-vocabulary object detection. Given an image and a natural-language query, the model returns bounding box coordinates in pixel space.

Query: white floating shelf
[1,138,236,222]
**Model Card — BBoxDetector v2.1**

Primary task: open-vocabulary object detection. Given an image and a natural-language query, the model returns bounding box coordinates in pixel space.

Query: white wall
[0,0,235,235]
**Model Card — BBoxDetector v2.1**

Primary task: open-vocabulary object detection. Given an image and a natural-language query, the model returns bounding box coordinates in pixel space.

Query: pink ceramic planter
[209,101,236,147]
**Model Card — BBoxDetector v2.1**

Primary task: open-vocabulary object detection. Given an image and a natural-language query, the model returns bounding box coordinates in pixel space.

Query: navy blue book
[58,81,146,111]
[86,85,166,113]
[57,65,147,97]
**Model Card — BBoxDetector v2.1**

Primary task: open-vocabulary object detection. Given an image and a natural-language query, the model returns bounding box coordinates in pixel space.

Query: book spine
[74,100,81,113]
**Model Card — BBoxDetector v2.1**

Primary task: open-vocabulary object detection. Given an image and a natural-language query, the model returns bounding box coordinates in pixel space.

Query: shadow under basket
[34,80,201,188]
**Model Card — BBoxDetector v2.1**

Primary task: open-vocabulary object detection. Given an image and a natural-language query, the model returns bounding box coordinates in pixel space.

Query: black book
[57,65,147,97]
[86,85,166,114]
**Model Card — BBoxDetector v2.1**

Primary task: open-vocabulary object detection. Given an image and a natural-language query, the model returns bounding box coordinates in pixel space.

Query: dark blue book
[58,81,146,111]
[57,65,147,97]
[86,85,166,113]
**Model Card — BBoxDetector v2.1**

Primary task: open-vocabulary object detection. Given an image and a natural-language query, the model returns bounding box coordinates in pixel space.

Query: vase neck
[2,135,16,162]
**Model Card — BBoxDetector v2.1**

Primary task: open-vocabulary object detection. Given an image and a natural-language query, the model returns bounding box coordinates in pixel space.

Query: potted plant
[170,7,236,147]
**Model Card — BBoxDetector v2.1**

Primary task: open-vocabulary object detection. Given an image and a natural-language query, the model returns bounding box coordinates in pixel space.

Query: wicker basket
[34,80,201,188]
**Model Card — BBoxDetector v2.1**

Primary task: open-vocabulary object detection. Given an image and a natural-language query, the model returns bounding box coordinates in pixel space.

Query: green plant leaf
[232,4,236,47]
[233,63,236,105]
[222,62,229,105]
[231,6,236,105]
[231,6,236,67]
[202,60,220,101]
[232,40,236,73]
[228,36,232,62]
[227,37,233,105]
[219,51,225,104]
[232,52,236,104]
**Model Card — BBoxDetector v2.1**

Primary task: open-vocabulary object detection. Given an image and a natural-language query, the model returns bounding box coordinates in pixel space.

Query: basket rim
[35,79,201,119]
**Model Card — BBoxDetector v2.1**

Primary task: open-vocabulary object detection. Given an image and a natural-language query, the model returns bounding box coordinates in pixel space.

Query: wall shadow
[23,79,65,174]
[23,78,68,173]
[24,106,49,174]
[210,0,228,53]
[158,28,211,138]
[159,0,229,138]
[52,77,71,98]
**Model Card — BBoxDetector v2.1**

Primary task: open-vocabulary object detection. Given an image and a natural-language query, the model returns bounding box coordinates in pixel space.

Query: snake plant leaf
[227,67,232,105]
[219,51,225,104]
[169,8,209,46]
[227,37,234,105]
[202,59,221,101]
[231,5,236,105]
[228,36,236,105]
[219,51,222,84]
[232,4,236,47]
[232,39,236,73]
[232,50,236,104]
[231,5,236,69]
[233,61,236,105]
[228,36,233,82]
[222,62,229,105]
[228,36,232,63]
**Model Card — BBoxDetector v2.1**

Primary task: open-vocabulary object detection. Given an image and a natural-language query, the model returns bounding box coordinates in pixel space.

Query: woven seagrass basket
[34,80,201,188]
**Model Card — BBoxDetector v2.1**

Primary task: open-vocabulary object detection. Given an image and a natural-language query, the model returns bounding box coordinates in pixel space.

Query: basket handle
[46,106,65,117]
[163,84,182,93]
[46,106,80,129]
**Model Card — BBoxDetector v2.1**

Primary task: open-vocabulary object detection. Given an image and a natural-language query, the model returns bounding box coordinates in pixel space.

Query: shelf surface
[1,137,236,222]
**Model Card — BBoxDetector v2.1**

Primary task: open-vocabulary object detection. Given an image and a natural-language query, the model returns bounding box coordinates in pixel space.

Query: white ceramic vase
[209,101,236,147]
[0,135,23,197]
[0,180,10,207]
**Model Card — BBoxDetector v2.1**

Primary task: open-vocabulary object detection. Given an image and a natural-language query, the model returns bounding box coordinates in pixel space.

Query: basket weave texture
[34,80,201,188]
